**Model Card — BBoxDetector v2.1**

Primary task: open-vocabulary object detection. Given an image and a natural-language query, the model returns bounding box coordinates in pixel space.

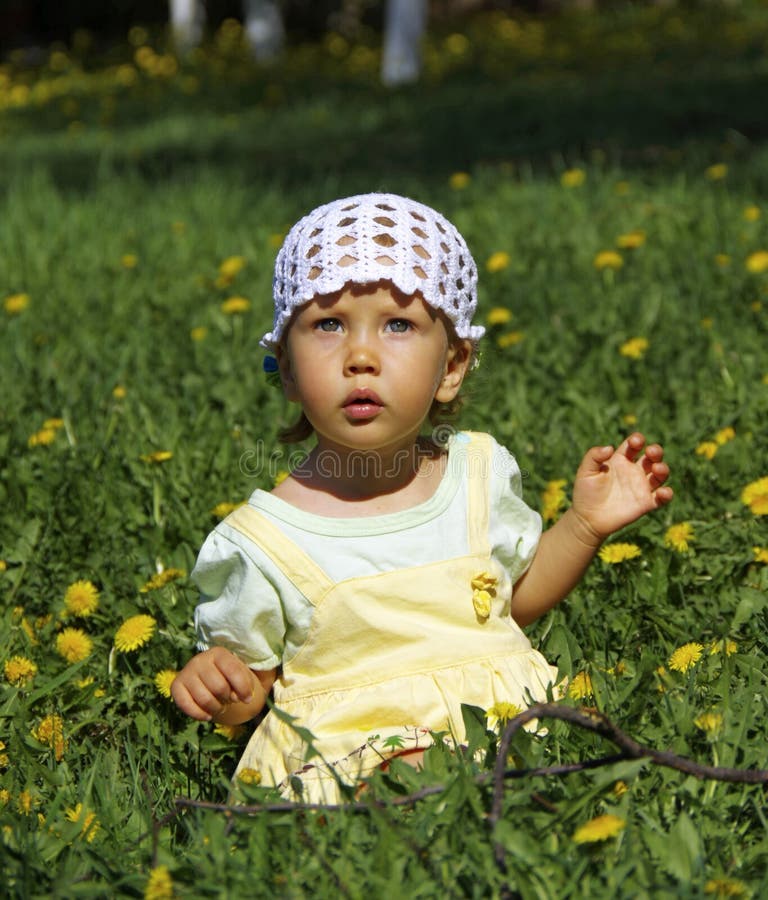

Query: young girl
[171,192,673,803]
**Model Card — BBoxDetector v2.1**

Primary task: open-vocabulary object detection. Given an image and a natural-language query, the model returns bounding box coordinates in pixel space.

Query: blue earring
[263,355,282,388]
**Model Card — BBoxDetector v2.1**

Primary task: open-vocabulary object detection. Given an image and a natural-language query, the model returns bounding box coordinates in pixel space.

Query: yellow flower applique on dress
[471,572,498,621]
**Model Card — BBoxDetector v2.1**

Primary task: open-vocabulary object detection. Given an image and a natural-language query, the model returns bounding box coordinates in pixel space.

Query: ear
[434,339,473,404]
[274,345,300,402]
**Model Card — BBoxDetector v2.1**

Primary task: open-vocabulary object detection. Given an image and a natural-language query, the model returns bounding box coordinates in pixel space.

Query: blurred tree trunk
[381,0,427,86]
[170,0,204,52]
[242,0,285,60]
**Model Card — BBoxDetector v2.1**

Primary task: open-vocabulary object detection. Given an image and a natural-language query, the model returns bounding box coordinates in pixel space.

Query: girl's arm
[171,646,277,725]
[511,433,672,627]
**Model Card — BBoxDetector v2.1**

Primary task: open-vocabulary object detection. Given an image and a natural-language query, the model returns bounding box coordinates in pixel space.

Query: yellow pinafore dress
[226,433,558,803]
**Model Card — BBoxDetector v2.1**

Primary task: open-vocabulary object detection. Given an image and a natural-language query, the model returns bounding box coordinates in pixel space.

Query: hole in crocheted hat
[410,211,426,222]
[440,262,449,275]
[458,255,465,267]
[440,242,450,253]
[412,244,431,260]
[375,203,395,211]
[290,264,297,276]
[338,255,358,267]
[413,265,427,279]
[373,233,398,248]
[412,226,428,239]
[336,235,356,246]
[436,222,446,234]
[438,282,446,295]
[306,244,321,259]
[309,228,323,238]
[309,266,323,280]
[375,255,396,267]
[341,203,359,211]
[453,298,460,308]
[456,277,465,290]
[337,217,357,227]
[373,216,395,227]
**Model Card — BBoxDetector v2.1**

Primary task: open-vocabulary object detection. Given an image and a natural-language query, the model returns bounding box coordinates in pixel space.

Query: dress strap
[224,505,334,606]
[462,431,492,557]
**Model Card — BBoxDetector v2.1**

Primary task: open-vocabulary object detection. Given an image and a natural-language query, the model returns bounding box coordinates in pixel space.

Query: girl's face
[277,283,471,455]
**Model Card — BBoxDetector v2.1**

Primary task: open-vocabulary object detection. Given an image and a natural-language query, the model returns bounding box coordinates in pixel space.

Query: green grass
[1,7,768,897]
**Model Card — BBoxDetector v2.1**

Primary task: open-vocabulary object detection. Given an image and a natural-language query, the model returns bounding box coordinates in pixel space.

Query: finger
[653,485,674,506]
[619,432,646,462]
[171,679,215,721]
[648,461,670,489]
[214,653,256,703]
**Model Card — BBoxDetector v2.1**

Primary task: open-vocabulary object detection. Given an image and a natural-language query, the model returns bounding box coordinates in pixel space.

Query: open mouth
[343,389,383,419]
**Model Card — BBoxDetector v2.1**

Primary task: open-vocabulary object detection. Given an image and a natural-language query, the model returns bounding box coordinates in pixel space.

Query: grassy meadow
[2,6,768,897]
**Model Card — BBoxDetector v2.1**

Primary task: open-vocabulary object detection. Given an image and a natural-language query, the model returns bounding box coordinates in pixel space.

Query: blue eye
[316,318,342,332]
[386,319,411,333]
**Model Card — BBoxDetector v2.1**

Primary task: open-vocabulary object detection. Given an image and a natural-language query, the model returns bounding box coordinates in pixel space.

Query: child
[171,192,672,803]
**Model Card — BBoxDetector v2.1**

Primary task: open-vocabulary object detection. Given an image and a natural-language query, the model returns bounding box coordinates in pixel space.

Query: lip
[342,388,384,420]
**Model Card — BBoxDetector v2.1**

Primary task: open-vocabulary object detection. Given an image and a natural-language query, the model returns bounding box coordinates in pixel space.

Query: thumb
[579,445,614,475]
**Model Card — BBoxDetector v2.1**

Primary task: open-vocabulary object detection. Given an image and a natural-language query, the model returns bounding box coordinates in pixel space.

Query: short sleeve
[192,526,286,670]
[488,438,543,587]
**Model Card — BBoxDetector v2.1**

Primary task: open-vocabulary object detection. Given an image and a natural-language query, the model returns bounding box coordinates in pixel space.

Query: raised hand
[570,432,673,542]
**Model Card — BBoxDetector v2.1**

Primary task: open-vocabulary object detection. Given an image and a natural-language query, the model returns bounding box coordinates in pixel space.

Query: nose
[344,334,380,375]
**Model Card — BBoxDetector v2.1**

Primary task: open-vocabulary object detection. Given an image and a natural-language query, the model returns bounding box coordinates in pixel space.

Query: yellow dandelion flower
[63,579,100,617]
[622,413,638,426]
[594,250,623,271]
[0,742,8,768]
[114,614,156,652]
[753,547,768,564]
[273,471,290,486]
[664,522,694,553]
[705,163,728,181]
[171,219,186,234]
[42,417,64,430]
[218,255,246,279]
[694,711,723,735]
[449,171,471,190]
[714,254,731,268]
[751,300,763,312]
[598,542,642,564]
[140,450,173,464]
[144,865,174,900]
[0,788,9,806]
[214,723,245,741]
[65,803,100,842]
[614,180,631,195]
[572,814,625,844]
[237,767,263,785]
[486,701,523,729]
[190,326,208,342]
[561,168,585,188]
[701,317,714,329]
[4,292,30,315]
[741,476,768,511]
[28,427,57,447]
[210,500,245,518]
[668,642,703,673]
[4,655,38,687]
[541,479,567,523]
[714,426,735,445]
[743,205,761,222]
[486,307,513,326]
[17,790,36,815]
[33,714,67,760]
[616,230,646,249]
[121,254,138,269]
[704,877,748,897]
[140,568,185,593]
[55,627,93,663]
[472,589,492,619]
[221,296,250,314]
[112,384,127,399]
[709,638,737,656]
[619,337,649,359]
[269,232,285,249]
[496,330,524,348]
[486,251,510,273]
[750,495,768,515]
[154,669,177,698]
[696,441,718,460]
[746,251,768,274]
[612,780,628,797]
[0,560,6,572]
[568,671,593,700]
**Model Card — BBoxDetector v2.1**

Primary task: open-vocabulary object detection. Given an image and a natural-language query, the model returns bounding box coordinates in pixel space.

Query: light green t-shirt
[193,432,542,670]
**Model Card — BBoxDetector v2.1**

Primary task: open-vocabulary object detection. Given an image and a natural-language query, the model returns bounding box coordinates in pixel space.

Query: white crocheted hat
[260,192,484,348]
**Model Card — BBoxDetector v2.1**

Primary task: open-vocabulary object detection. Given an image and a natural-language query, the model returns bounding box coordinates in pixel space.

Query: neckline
[247,433,469,536]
